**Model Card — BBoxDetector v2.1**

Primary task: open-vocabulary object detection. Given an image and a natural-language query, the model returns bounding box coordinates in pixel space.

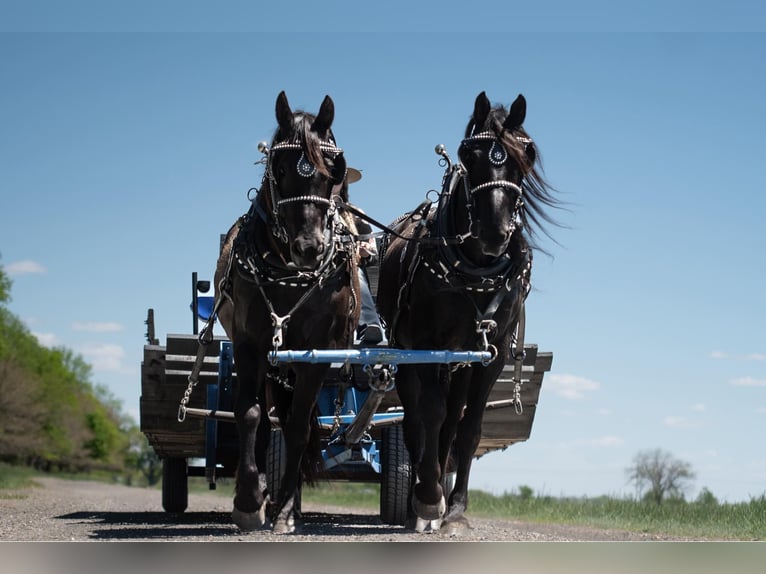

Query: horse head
[264,91,346,269]
[456,91,537,260]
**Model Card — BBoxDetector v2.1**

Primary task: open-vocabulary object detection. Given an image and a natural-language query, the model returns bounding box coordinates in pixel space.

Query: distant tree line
[0,254,159,483]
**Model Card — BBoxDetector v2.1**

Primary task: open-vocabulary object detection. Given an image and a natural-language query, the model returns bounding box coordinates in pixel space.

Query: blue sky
[1,5,765,503]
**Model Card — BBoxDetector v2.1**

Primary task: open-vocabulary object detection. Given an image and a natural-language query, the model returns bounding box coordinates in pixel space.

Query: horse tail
[300,408,323,486]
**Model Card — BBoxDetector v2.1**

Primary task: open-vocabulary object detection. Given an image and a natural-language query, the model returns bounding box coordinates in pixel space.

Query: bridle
[258,136,346,244]
[456,130,529,241]
[222,135,356,365]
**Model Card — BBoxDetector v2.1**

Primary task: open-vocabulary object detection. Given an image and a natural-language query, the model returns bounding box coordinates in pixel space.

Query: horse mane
[273,111,332,179]
[467,106,563,251]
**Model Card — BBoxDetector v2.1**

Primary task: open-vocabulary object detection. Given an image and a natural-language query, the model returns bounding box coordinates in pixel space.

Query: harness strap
[511,303,526,414]
[336,198,465,246]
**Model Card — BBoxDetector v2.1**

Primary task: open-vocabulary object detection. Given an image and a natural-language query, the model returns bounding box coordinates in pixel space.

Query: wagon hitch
[342,365,395,446]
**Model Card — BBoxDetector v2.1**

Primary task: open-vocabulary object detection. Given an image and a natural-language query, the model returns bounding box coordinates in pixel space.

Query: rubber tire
[267,428,301,514]
[380,425,411,525]
[162,457,188,513]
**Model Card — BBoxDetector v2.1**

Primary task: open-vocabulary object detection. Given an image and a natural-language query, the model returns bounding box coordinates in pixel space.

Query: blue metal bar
[317,411,404,427]
[272,348,491,365]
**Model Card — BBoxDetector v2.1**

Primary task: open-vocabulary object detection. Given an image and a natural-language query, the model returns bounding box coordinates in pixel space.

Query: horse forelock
[467,105,561,251]
[273,110,331,179]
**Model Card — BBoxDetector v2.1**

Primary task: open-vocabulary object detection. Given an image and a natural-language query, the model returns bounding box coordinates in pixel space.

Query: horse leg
[271,365,326,534]
[231,349,270,531]
[441,361,504,535]
[393,364,423,529]
[411,363,448,524]
[438,366,471,499]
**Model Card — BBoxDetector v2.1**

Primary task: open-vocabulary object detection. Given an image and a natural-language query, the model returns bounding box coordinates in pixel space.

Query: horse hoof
[414,517,428,533]
[415,517,443,533]
[272,515,296,535]
[440,517,471,537]
[232,503,268,532]
[412,494,446,521]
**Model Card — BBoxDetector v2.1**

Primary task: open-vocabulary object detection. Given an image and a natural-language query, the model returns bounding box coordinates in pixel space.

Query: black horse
[376,92,558,535]
[214,92,360,533]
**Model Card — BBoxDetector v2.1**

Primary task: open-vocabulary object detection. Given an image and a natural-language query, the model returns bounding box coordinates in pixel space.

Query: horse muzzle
[290,235,326,269]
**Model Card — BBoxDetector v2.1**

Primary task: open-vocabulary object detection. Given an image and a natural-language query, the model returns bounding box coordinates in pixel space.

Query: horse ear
[472,91,491,130]
[276,91,293,131]
[503,94,527,131]
[312,95,335,135]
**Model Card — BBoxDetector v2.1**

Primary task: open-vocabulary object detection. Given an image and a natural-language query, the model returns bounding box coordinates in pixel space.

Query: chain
[177,318,217,422]
[330,389,345,437]
[512,378,523,415]
[511,304,527,415]
[177,377,197,422]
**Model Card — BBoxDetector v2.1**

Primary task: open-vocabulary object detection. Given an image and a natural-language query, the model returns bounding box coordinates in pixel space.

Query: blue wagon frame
[139,272,553,523]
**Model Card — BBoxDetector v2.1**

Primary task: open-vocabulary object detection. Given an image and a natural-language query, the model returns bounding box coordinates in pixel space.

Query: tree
[695,487,719,507]
[626,448,696,505]
[0,253,11,304]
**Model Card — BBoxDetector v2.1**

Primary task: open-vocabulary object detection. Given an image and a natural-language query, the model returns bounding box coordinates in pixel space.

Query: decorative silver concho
[489,140,507,166]
[296,151,316,178]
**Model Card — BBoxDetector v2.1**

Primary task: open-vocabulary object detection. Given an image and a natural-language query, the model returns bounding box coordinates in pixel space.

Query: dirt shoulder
[1,476,685,542]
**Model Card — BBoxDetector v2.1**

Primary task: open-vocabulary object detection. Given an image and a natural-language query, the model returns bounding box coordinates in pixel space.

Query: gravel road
[0,476,690,542]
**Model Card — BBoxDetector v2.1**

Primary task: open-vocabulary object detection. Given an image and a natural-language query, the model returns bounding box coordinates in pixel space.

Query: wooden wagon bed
[140,332,552,461]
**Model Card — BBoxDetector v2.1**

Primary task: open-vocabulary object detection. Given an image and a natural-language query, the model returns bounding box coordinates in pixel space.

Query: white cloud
[33,332,59,347]
[711,351,765,362]
[590,436,624,447]
[4,260,47,276]
[78,343,125,372]
[664,416,695,428]
[596,408,612,416]
[691,403,706,412]
[72,321,124,333]
[547,373,600,399]
[729,376,766,387]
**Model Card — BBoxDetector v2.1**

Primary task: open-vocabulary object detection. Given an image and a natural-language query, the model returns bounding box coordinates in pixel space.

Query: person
[345,168,384,345]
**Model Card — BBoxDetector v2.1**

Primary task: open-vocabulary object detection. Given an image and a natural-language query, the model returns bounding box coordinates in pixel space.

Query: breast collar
[423,164,528,294]
[231,194,354,289]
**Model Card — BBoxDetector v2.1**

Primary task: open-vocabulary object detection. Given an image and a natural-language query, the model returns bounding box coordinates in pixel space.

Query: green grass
[4,463,763,540]
[303,480,380,509]
[464,490,766,540]
[0,462,39,495]
[301,482,766,540]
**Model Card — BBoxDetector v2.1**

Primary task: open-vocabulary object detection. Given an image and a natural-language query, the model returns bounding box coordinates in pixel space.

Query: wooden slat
[165,334,225,356]
[478,348,551,452]
[141,327,553,459]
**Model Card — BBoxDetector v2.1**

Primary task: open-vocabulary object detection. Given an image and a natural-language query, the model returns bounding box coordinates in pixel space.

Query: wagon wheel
[380,425,411,525]
[266,428,301,515]
[162,457,188,513]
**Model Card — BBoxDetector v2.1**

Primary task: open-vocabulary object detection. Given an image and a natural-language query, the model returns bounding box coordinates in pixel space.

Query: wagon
[139,268,553,524]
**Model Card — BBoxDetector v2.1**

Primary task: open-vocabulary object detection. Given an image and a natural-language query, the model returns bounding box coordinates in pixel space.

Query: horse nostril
[316,243,325,255]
